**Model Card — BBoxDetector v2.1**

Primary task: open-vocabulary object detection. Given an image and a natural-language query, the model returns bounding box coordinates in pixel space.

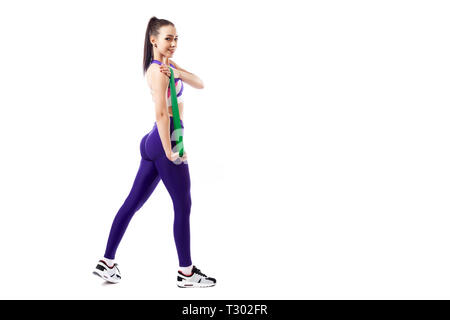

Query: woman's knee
[173,194,192,213]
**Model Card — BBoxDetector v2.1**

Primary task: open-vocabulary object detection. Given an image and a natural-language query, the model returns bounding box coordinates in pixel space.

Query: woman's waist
[152,115,184,127]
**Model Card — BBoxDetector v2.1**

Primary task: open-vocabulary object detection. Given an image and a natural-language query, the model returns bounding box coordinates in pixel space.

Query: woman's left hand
[160,64,181,79]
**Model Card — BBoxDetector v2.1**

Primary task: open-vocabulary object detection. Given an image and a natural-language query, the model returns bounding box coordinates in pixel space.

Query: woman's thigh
[154,156,191,201]
[142,119,189,198]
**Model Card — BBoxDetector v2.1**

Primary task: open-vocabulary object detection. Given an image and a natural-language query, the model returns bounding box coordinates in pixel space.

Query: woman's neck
[153,54,169,65]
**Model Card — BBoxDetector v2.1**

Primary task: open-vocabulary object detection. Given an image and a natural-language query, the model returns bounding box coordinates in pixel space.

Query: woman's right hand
[166,150,179,161]
[166,151,187,164]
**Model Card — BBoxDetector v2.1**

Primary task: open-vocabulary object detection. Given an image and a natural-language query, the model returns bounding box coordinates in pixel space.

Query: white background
[0,0,449,299]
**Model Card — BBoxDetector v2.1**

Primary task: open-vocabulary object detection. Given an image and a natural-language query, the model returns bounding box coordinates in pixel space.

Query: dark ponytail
[143,16,175,75]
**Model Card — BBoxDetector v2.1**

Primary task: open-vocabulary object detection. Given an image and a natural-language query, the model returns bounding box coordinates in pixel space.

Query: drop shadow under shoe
[177,265,216,288]
[92,260,122,283]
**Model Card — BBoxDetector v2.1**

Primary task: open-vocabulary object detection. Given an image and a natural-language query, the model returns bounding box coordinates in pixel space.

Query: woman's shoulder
[146,62,167,79]
[146,62,159,75]
[145,64,168,89]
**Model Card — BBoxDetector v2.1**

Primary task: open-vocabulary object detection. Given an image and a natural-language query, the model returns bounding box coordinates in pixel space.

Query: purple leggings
[104,117,192,267]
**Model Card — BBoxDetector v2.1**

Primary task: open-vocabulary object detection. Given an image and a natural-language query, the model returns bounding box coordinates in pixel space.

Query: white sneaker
[177,265,216,288]
[92,259,121,283]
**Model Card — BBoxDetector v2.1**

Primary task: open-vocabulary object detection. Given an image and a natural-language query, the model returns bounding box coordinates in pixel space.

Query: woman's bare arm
[170,60,204,89]
[146,66,172,158]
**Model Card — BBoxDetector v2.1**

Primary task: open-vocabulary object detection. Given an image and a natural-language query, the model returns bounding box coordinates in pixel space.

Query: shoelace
[193,266,207,277]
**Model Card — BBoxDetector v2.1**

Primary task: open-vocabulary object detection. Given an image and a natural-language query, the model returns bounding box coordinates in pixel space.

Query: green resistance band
[169,67,184,157]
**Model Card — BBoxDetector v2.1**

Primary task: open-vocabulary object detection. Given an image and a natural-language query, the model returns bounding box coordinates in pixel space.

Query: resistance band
[169,67,184,157]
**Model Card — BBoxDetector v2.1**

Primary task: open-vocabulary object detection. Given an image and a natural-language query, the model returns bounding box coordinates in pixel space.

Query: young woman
[92,16,216,288]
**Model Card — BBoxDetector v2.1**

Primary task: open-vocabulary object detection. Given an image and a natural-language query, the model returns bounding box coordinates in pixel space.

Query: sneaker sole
[92,270,120,284]
[176,281,216,288]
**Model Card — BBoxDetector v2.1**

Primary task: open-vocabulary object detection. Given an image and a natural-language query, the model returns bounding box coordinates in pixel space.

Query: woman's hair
[143,16,175,75]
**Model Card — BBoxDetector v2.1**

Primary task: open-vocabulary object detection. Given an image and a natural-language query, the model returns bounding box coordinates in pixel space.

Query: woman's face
[152,25,178,57]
